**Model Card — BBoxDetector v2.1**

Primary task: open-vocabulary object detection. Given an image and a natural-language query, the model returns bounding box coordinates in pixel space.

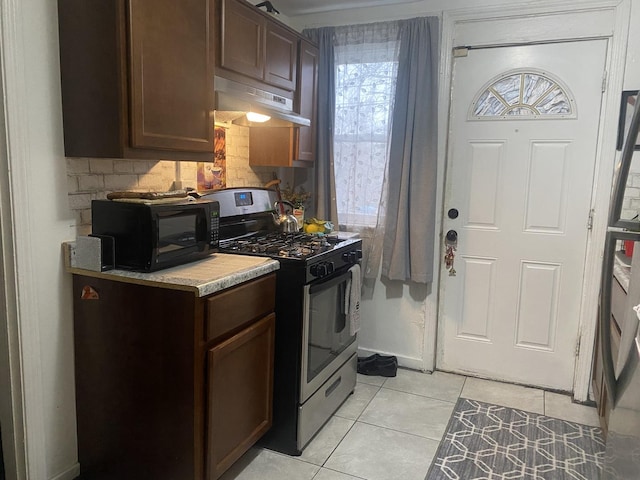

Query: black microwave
[91,199,219,272]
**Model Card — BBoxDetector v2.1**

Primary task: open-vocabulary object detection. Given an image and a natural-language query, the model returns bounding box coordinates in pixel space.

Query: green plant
[281,184,311,208]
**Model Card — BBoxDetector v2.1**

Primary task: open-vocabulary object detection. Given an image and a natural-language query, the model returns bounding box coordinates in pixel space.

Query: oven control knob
[343,251,358,263]
[342,252,358,263]
[310,263,328,278]
[311,262,334,277]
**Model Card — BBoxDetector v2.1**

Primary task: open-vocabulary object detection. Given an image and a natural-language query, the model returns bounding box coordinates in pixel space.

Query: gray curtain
[382,17,440,283]
[302,27,338,225]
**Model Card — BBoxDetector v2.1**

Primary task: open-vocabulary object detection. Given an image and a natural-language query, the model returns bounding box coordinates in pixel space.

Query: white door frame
[428,0,630,402]
[0,0,48,478]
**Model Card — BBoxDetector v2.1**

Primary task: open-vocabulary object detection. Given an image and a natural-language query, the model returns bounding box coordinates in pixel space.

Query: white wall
[17,0,79,477]
[1,0,79,477]
[623,2,640,90]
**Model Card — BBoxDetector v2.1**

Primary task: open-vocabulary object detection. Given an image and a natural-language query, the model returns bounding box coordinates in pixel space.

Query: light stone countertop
[64,242,279,297]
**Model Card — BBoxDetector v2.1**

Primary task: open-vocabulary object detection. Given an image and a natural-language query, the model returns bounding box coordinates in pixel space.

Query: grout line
[315,416,359,470]
[377,385,459,405]
[459,375,468,399]
[353,418,445,444]
[311,467,368,480]
[314,466,369,480]
[341,382,383,422]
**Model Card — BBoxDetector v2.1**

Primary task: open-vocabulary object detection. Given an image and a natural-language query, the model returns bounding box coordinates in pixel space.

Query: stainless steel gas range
[202,187,362,455]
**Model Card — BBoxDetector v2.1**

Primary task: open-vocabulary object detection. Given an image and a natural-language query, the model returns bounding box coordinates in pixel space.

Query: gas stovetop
[219,232,345,260]
[200,187,361,271]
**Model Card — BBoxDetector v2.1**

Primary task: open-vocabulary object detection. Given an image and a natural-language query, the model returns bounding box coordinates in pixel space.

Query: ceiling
[251,0,420,17]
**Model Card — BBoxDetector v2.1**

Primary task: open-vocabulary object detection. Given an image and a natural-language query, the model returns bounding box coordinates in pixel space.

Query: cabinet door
[249,128,295,166]
[295,40,318,163]
[128,0,214,153]
[207,313,275,480]
[219,0,265,80]
[265,22,298,91]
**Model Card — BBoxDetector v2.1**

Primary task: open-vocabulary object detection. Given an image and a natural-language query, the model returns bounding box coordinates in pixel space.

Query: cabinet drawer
[298,354,357,450]
[205,274,276,343]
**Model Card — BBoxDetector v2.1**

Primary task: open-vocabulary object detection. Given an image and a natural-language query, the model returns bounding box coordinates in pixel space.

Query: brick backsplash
[67,125,277,235]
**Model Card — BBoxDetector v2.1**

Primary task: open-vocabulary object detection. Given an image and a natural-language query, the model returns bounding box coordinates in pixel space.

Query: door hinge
[575,336,581,357]
[602,70,607,93]
[587,209,594,230]
[453,47,469,58]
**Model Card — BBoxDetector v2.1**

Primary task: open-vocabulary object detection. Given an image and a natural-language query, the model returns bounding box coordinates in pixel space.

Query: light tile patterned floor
[219,369,600,480]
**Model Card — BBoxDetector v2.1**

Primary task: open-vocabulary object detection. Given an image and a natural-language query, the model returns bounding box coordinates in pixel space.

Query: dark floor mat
[426,397,604,480]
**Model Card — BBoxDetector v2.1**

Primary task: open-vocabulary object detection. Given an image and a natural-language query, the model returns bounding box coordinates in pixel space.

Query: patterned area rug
[426,398,605,480]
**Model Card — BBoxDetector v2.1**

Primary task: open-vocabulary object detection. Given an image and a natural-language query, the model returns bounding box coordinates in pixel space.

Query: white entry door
[438,40,607,391]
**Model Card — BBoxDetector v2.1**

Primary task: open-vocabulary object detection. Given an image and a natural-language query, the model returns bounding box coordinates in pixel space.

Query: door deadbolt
[447,208,459,219]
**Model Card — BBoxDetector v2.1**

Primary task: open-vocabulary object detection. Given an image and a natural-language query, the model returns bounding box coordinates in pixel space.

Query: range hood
[214,76,311,128]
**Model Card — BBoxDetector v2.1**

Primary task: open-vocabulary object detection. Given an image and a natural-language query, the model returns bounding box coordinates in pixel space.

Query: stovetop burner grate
[219,232,344,260]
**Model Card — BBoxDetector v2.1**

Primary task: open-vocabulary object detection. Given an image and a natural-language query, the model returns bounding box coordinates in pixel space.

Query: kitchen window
[333,25,400,228]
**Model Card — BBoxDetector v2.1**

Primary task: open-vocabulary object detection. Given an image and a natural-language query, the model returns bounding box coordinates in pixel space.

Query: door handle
[444,230,458,276]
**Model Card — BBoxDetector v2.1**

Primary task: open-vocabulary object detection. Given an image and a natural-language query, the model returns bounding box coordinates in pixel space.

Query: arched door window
[470,70,576,119]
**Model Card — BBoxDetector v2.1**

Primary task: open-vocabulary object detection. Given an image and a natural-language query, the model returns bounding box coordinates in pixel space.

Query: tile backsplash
[67,125,277,235]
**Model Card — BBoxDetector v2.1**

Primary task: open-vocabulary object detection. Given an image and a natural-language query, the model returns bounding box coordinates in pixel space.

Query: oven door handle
[336,280,347,333]
[308,270,351,295]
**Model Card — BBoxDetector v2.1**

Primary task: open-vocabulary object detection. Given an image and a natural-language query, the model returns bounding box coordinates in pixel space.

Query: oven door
[300,268,358,403]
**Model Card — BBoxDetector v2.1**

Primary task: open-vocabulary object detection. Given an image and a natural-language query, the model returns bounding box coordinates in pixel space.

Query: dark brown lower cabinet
[72,273,275,480]
[207,314,274,478]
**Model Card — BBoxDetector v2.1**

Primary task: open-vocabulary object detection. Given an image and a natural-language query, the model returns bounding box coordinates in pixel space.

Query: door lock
[444,230,458,276]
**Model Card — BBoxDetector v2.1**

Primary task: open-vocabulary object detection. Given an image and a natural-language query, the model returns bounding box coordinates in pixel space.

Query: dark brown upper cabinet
[58,0,215,161]
[217,0,297,94]
[249,38,318,167]
[218,0,265,80]
[265,22,298,91]
[294,40,319,163]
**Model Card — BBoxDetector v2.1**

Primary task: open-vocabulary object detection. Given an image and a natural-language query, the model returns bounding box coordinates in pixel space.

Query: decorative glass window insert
[471,71,574,119]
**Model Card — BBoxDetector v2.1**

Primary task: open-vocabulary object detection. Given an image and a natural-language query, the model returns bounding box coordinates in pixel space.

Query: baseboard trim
[50,463,79,480]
